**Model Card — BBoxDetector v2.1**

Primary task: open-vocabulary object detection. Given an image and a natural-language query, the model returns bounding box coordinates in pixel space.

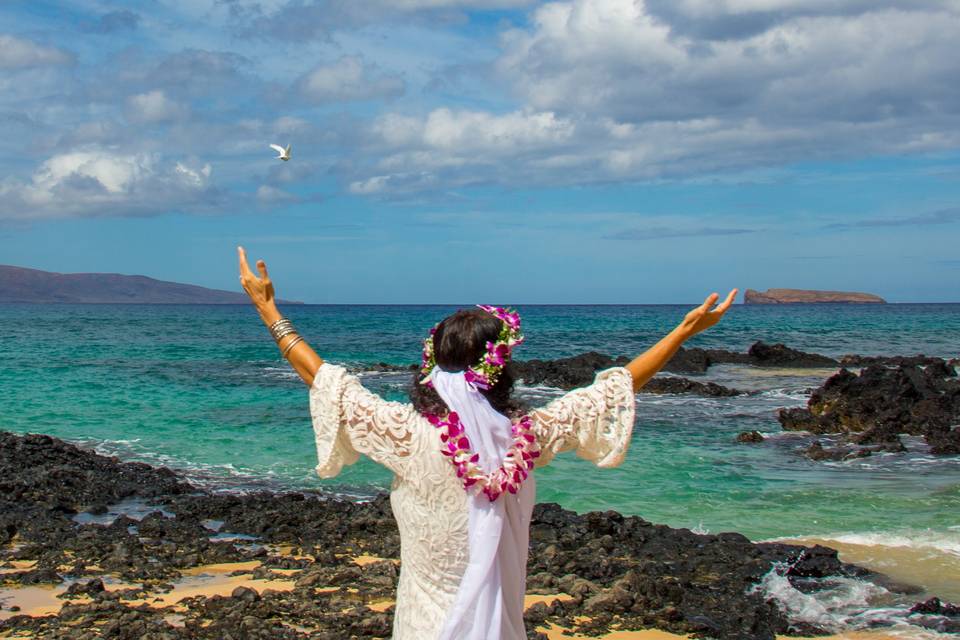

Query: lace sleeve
[309,363,420,478]
[529,367,636,468]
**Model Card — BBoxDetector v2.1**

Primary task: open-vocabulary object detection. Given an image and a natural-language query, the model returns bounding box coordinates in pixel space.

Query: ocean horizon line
[1,301,959,307]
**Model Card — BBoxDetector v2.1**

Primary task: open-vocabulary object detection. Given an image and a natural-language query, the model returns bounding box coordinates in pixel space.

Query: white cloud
[0,34,71,68]
[296,56,404,103]
[256,184,298,202]
[370,113,423,147]
[5,0,959,206]
[352,108,578,192]
[272,116,311,134]
[381,0,534,6]
[174,161,212,187]
[0,149,218,220]
[386,0,532,7]
[126,90,188,123]
[664,0,870,17]
[346,0,960,195]
[499,0,960,125]
[371,107,574,154]
[422,108,573,150]
[225,0,532,14]
[348,172,438,195]
[36,151,154,194]
[147,49,252,98]
[348,175,391,194]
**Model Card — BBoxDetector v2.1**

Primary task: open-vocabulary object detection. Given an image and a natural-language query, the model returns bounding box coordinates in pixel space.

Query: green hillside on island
[744,288,886,304]
[0,265,302,304]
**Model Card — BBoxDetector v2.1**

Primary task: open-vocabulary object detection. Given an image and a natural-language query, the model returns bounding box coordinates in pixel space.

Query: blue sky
[1,0,958,303]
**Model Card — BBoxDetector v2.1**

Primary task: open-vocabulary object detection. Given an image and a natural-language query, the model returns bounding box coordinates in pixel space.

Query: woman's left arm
[238,246,323,385]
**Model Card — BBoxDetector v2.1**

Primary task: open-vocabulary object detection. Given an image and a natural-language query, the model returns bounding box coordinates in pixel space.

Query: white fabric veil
[430,369,536,640]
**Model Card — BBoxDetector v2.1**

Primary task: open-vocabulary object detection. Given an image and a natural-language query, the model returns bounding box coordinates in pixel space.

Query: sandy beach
[1,557,942,639]
[1,558,946,639]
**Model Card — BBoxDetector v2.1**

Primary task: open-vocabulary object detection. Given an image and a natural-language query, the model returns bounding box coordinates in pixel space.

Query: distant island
[0,265,302,304]
[744,288,886,304]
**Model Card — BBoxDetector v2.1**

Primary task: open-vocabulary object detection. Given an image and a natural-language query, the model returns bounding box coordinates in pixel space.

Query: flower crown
[420,304,524,390]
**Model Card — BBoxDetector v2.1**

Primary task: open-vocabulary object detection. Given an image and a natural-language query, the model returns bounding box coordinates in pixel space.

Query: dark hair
[409,308,525,418]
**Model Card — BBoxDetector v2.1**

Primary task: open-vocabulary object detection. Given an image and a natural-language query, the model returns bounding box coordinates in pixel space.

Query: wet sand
[0,560,296,621]
[2,566,949,639]
[133,561,296,607]
[0,584,76,621]
[543,627,939,639]
[730,366,843,379]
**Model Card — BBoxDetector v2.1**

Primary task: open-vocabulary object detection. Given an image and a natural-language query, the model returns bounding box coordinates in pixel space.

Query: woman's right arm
[238,246,323,386]
[529,288,738,466]
[625,289,738,392]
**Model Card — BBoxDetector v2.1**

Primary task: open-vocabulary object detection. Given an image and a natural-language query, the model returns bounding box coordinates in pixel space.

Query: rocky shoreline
[503,342,960,463]
[370,341,960,398]
[367,340,858,397]
[1,431,958,639]
[3,344,959,638]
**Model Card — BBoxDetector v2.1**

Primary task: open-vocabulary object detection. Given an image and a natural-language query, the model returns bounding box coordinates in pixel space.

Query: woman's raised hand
[677,289,738,340]
[238,246,276,315]
[238,246,322,383]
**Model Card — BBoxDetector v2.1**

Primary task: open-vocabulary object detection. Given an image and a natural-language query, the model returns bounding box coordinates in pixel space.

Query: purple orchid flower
[464,369,490,389]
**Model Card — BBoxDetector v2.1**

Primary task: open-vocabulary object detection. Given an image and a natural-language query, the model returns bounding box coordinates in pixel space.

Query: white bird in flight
[270,143,291,161]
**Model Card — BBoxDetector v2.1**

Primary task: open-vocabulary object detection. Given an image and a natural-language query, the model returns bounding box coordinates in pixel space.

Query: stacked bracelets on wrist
[268,318,304,358]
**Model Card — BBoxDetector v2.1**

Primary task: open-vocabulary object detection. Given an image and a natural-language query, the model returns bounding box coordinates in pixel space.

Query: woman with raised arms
[238,246,737,640]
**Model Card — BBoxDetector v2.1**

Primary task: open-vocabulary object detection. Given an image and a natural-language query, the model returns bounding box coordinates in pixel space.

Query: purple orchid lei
[426,411,540,501]
[419,305,537,501]
[420,304,524,390]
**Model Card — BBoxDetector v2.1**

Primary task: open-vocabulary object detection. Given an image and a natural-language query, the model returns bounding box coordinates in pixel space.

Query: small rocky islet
[742,288,886,304]
[2,344,959,639]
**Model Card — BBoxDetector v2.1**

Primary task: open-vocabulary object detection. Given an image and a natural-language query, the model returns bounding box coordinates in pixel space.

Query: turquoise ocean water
[2,303,959,561]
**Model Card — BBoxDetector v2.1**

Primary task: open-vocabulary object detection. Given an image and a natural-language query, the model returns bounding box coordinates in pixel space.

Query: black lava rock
[777,363,960,456]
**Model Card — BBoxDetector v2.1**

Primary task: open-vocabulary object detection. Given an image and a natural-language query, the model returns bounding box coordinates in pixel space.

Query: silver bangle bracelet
[269,318,296,343]
[272,325,298,342]
[281,335,304,358]
[268,317,289,331]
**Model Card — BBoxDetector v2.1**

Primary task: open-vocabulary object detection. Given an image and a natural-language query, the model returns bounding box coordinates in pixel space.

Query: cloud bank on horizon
[0,0,958,302]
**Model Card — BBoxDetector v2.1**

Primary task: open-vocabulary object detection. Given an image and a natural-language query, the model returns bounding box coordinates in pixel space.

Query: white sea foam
[759,430,809,440]
[755,387,811,403]
[261,366,299,380]
[83,436,389,502]
[779,531,960,558]
[735,366,841,379]
[747,562,959,636]
[78,437,297,493]
[690,521,710,535]
[765,527,960,561]
[749,562,887,631]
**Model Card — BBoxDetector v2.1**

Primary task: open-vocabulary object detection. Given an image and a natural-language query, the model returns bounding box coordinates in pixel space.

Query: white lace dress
[309,363,636,640]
